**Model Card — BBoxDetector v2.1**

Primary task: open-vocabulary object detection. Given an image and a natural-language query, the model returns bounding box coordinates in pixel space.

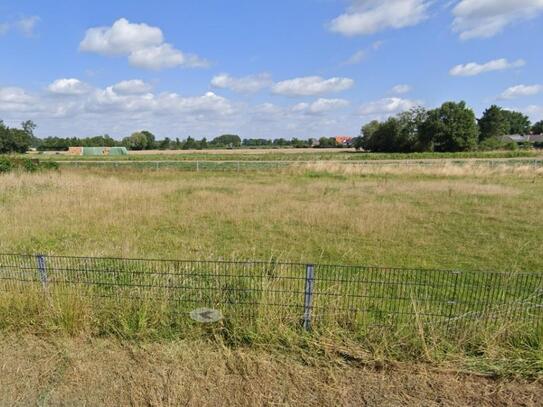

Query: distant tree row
[355,102,542,153]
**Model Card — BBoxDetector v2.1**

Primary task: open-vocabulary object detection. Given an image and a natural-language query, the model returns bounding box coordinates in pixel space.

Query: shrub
[0,156,59,174]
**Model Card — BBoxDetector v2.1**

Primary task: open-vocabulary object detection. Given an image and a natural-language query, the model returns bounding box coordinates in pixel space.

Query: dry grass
[1,164,542,400]
[1,166,542,272]
[296,161,543,177]
[0,334,541,406]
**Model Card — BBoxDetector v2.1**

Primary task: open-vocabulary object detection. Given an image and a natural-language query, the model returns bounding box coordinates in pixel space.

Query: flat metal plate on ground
[190,308,223,323]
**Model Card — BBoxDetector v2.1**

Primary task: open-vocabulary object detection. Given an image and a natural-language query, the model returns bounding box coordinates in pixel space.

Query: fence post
[446,270,460,332]
[196,161,199,172]
[36,254,48,289]
[303,264,315,331]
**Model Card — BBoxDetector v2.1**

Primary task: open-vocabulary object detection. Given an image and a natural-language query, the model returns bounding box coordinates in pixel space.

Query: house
[335,136,353,147]
[498,134,543,144]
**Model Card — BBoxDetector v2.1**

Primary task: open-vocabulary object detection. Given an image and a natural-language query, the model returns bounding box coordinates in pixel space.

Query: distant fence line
[49,159,543,171]
[0,254,541,333]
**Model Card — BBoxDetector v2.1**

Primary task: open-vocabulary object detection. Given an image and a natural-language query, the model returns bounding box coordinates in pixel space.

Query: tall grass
[1,164,542,375]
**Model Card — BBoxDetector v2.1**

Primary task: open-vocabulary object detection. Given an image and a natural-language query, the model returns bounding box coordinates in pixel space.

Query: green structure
[80,147,128,156]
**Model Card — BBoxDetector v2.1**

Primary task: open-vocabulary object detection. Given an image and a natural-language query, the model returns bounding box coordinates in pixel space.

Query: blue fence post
[303,264,315,331]
[36,254,48,289]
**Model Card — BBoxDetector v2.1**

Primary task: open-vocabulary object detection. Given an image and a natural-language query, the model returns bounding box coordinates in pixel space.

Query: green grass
[1,164,542,376]
[31,149,540,162]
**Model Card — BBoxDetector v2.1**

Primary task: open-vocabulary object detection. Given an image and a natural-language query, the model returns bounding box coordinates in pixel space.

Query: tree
[420,101,478,152]
[533,120,543,134]
[182,136,198,150]
[210,134,241,147]
[123,132,148,150]
[140,130,156,150]
[396,107,428,152]
[478,105,509,141]
[502,110,531,135]
[0,121,33,153]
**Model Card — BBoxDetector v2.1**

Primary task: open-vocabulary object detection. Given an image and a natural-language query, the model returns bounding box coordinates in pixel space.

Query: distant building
[335,136,353,146]
[68,147,128,156]
[498,134,543,145]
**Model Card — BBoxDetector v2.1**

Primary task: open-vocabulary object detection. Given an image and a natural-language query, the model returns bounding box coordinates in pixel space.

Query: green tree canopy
[420,101,478,152]
[502,110,531,135]
[532,120,543,134]
[210,134,241,147]
[478,105,510,141]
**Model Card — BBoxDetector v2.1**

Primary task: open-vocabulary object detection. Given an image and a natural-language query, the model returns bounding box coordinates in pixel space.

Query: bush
[0,157,14,173]
[0,156,59,174]
[478,137,518,151]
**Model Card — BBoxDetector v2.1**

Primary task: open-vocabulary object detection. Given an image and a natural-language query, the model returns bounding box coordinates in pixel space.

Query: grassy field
[1,161,542,403]
[1,164,542,271]
[33,148,541,162]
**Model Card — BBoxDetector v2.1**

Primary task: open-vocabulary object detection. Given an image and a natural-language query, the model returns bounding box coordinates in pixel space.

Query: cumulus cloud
[79,18,208,70]
[0,87,36,112]
[211,73,273,93]
[272,76,354,97]
[292,98,349,114]
[329,0,431,36]
[48,78,91,95]
[359,97,419,116]
[449,58,525,76]
[111,80,152,95]
[0,81,359,139]
[391,84,412,94]
[500,84,543,99]
[453,0,543,40]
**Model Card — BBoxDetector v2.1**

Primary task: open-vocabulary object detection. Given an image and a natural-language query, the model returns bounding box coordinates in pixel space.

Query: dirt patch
[0,334,541,406]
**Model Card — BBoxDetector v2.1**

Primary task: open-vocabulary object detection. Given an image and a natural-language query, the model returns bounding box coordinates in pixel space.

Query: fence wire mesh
[0,254,541,332]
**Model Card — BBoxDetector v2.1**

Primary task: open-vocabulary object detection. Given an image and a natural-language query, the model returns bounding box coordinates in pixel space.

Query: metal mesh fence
[0,254,541,333]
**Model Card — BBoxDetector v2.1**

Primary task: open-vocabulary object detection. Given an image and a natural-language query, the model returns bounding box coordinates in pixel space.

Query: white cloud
[359,97,419,116]
[344,50,366,65]
[500,84,543,99]
[453,0,543,40]
[523,105,543,120]
[128,43,208,70]
[329,0,431,36]
[391,84,412,94]
[15,16,40,37]
[292,98,349,114]
[449,58,525,76]
[0,81,360,140]
[111,80,152,95]
[211,73,272,93]
[0,87,36,112]
[48,78,91,95]
[272,76,354,96]
[80,18,163,55]
[80,18,207,70]
[0,16,40,37]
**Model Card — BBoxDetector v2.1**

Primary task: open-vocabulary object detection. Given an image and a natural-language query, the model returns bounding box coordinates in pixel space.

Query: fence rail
[0,254,541,333]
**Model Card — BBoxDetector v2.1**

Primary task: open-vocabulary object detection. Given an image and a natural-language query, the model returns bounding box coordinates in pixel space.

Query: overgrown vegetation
[0,156,58,173]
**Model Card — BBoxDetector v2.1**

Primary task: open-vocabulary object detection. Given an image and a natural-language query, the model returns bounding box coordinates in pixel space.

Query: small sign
[190,308,223,323]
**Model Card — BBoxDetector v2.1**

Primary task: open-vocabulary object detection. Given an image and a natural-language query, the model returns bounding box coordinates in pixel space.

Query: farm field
[1,161,543,404]
[33,148,541,162]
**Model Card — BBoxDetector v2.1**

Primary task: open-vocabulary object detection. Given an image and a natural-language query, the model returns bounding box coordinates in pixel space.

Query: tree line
[1,101,542,154]
[355,102,543,153]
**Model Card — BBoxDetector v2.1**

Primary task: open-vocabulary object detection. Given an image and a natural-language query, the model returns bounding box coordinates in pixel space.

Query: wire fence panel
[0,254,541,334]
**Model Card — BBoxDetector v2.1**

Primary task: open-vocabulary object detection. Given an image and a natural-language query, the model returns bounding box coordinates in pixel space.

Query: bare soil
[1,334,541,407]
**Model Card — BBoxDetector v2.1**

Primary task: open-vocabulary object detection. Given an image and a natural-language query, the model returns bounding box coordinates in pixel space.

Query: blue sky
[1,0,542,139]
